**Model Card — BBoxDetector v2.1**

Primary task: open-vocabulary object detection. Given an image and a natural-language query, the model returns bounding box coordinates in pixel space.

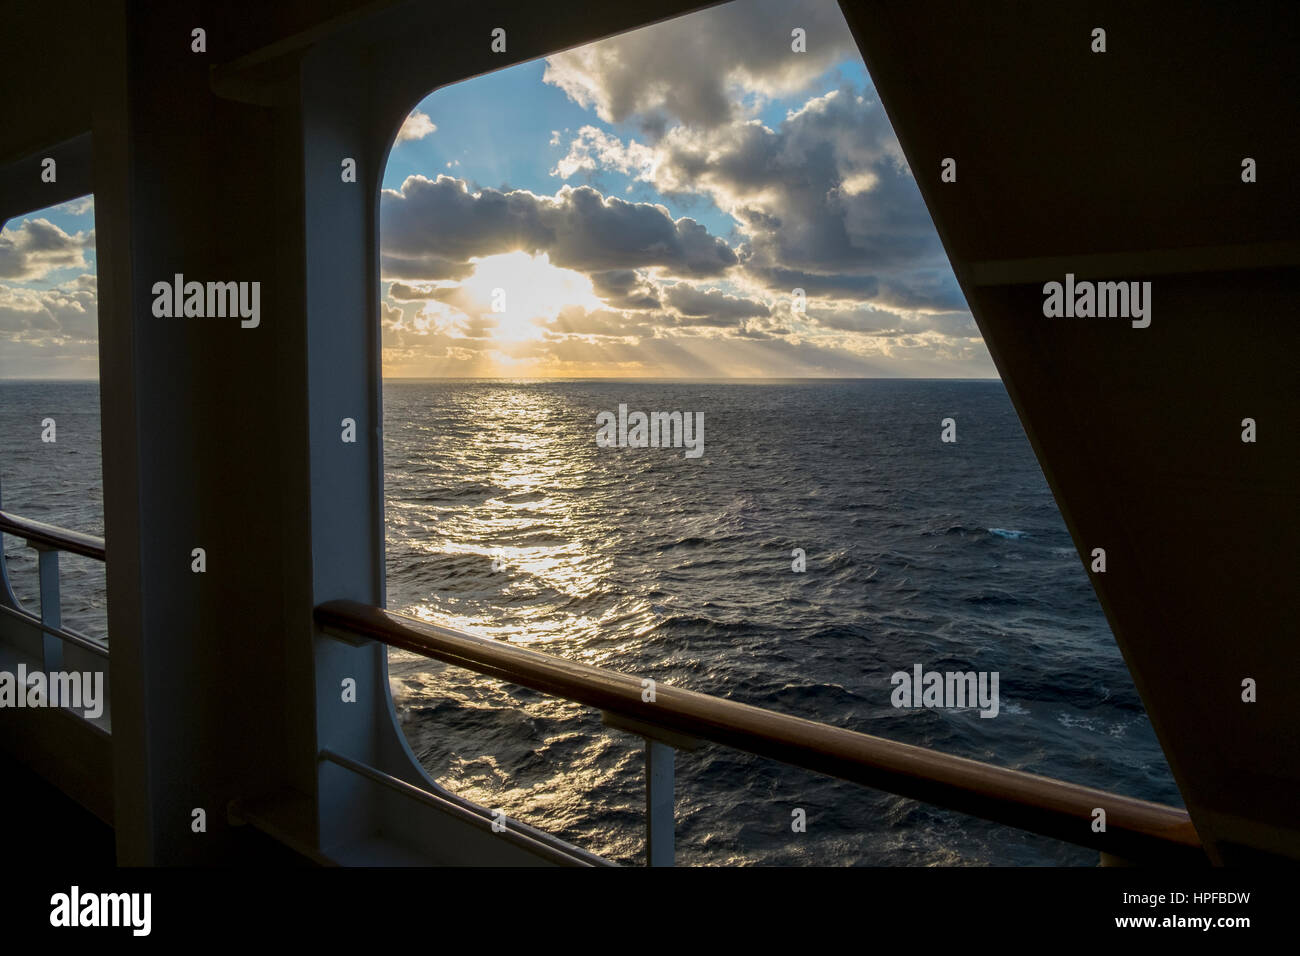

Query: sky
[0,0,996,381]
[0,196,97,379]
[378,0,993,379]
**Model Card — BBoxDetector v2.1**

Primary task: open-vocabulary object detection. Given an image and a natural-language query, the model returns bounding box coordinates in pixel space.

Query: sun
[459,251,603,342]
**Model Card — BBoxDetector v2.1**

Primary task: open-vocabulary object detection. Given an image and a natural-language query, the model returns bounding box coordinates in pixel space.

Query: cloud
[658,88,930,270]
[0,299,57,333]
[549,305,654,338]
[805,302,903,335]
[381,175,738,279]
[556,85,966,313]
[380,251,474,282]
[552,126,657,180]
[0,218,93,281]
[388,280,448,301]
[0,282,98,342]
[543,0,858,132]
[60,196,94,217]
[665,284,770,322]
[395,110,437,144]
[757,264,966,312]
[589,269,661,310]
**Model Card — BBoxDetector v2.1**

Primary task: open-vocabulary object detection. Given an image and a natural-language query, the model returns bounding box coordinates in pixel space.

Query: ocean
[382,379,1181,866]
[0,382,107,642]
[0,379,1182,865]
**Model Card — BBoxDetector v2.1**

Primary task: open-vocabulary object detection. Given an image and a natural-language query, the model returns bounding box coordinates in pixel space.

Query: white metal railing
[0,505,108,667]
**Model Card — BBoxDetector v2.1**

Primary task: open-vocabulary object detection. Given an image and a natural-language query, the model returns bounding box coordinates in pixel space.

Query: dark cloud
[0,218,93,281]
[808,302,978,338]
[756,265,966,312]
[543,0,858,131]
[388,281,445,301]
[380,252,473,282]
[807,303,902,334]
[549,185,737,276]
[646,88,952,294]
[551,77,970,316]
[381,176,554,263]
[381,175,737,281]
[752,267,878,300]
[665,284,770,321]
[589,269,661,310]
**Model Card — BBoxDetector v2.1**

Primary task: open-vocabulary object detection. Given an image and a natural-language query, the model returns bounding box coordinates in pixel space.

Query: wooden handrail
[316,599,1206,865]
[0,510,105,561]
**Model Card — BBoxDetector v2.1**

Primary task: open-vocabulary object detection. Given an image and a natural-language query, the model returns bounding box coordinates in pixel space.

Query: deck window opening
[374,0,1179,866]
[0,194,107,647]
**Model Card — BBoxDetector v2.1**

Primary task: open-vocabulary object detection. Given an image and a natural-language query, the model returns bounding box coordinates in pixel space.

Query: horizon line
[0,374,1003,383]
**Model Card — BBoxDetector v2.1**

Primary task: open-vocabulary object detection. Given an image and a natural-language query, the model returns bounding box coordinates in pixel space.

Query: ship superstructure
[0,0,1296,868]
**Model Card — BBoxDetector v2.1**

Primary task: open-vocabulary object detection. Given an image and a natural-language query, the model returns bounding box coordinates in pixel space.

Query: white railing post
[646,739,675,867]
[36,545,62,671]
[601,711,701,867]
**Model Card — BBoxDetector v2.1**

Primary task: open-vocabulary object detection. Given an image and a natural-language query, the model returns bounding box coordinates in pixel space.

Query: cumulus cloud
[543,0,857,132]
[395,110,437,144]
[381,175,738,279]
[589,269,661,310]
[0,218,93,281]
[552,127,657,180]
[555,85,966,313]
[0,282,98,342]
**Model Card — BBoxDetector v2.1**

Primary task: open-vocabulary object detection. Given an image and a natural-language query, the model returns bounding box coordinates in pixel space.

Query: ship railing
[0,509,108,667]
[315,599,1206,867]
